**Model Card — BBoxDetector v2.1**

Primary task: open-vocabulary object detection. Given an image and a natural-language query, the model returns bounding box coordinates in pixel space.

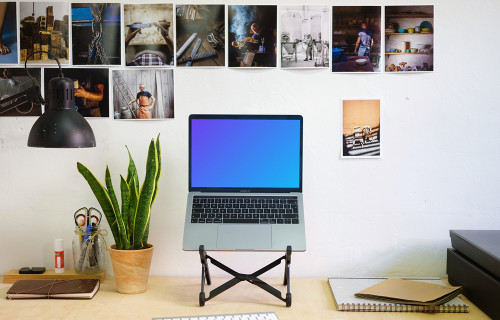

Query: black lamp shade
[27,108,96,148]
[27,76,96,148]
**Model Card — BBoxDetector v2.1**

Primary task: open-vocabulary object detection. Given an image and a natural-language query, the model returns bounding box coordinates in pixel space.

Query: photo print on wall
[385,5,434,72]
[19,2,70,64]
[176,4,225,67]
[72,3,121,65]
[280,5,330,68]
[341,99,381,158]
[0,2,17,64]
[0,67,42,116]
[124,3,174,66]
[332,6,381,73]
[228,5,277,68]
[44,68,109,118]
[112,69,174,120]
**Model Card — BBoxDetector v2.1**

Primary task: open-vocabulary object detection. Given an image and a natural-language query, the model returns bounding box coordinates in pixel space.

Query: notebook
[328,278,469,313]
[182,114,306,251]
[6,279,100,299]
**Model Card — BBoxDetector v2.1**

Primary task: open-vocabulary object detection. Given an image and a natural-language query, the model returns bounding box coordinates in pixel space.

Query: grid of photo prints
[1,2,176,120]
[1,3,433,128]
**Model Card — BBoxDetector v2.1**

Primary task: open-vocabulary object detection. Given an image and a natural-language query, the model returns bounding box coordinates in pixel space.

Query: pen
[90,223,99,267]
[78,224,93,272]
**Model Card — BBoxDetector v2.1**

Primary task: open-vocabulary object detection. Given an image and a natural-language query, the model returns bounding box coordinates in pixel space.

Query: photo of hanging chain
[87,5,109,65]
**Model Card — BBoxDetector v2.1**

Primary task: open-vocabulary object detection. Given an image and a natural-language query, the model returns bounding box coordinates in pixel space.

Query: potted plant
[77,135,161,293]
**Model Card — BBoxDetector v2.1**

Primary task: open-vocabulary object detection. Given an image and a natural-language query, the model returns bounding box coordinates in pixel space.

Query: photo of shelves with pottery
[385,5,434,72]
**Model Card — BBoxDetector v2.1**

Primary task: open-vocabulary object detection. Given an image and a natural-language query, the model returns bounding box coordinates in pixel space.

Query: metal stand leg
[199,245,211,306]
[198,245,293,307]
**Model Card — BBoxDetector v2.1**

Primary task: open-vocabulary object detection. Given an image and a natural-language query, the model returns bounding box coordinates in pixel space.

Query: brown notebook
[6,279,100,299]
[355,278,462,306]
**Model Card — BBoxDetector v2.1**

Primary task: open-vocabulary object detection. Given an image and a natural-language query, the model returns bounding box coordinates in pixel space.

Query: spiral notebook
[328,278,469,313]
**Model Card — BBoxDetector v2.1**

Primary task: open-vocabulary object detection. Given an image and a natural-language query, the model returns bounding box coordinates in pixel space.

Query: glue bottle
[54,239,65,273]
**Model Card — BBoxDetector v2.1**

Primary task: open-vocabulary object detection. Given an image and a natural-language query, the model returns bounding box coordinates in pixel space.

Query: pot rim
[109,244,154,251]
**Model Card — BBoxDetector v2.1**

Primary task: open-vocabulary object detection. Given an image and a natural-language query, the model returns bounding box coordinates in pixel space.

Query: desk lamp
[0,51,96,148]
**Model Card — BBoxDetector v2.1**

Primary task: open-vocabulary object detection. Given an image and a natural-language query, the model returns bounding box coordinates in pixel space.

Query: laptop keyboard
[190,196,299,224]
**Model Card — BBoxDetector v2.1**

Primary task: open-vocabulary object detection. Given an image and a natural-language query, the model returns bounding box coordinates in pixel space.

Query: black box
[450,230,500,279]
[448,229,500,320]
[447,249,500,320]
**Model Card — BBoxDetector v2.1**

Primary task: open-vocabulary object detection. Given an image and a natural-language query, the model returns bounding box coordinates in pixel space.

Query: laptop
[182,114,306,251]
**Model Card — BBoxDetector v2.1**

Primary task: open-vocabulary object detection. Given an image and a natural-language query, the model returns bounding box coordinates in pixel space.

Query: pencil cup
[73,226,105,274]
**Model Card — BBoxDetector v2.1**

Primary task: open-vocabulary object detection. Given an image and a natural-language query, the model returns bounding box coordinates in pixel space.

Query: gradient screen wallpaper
[190,118,301,189]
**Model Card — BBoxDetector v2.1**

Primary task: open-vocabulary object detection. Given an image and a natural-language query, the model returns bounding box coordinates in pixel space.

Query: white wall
[1,0,500,279]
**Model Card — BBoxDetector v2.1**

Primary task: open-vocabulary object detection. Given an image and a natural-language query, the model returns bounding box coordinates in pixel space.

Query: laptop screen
[189,115,303,192]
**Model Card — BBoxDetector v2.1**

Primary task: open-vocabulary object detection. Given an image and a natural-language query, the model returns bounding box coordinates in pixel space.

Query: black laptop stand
[198,245,292,307]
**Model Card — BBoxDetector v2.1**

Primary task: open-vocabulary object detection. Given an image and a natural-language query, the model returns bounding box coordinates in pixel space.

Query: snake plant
[77,135,161,250]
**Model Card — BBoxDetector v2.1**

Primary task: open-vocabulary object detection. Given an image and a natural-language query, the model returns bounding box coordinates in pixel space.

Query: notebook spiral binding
[339,303,469,313]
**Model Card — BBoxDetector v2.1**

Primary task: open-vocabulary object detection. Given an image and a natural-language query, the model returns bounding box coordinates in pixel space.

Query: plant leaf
[151,134,161,206]
[133,139,158,249]
[77,162,121,248]
[128,177,139,245]
[120,175,130,237]
[126,146,140,246]
[106,167,129,249]
[151,134,162,207]
[126,146,140,192]
[143,135,162,246]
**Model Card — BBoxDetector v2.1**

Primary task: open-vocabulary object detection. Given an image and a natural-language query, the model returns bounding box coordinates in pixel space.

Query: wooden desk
[0,277,491,319]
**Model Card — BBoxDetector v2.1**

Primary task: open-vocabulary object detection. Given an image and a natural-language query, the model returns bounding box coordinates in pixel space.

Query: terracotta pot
[108,244,154,294]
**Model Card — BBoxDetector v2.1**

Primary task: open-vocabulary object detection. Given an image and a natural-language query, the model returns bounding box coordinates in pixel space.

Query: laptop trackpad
[217,225,272,250]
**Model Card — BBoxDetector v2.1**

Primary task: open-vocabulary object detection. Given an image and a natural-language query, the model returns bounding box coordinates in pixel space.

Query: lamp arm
[20,50,62,105]
[24,50,63,77]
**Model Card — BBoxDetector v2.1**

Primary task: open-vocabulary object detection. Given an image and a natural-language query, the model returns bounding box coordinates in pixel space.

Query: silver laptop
[182,114,306,251]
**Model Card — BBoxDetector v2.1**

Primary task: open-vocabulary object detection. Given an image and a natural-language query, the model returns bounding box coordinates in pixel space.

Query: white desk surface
[0,277,491,320]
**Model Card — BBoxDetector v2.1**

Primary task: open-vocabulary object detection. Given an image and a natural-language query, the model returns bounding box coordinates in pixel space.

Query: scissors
[74,207,102,230]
